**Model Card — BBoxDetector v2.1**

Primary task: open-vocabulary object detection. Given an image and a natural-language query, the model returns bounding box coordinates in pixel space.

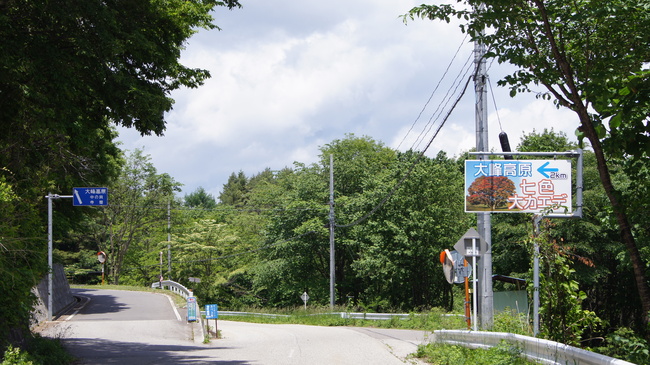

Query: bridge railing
[151,280,192,299]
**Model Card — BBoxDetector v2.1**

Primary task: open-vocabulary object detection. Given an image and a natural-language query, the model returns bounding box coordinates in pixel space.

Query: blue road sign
[205,304,218,319]
[73,187,108,206]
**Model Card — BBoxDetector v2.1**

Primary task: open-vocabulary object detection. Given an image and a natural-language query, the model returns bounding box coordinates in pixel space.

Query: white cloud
[116,0,582,198]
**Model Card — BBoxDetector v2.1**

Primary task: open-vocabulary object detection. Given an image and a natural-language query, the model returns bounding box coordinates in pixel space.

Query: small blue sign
[73,187,108,206]
[205,304,218,319]
[187,296,197,322]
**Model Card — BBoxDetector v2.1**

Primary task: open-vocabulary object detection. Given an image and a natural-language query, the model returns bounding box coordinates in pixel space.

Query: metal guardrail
[218,311,290,318]
[433,330,634,365]
[211,311,461,320]
[212,311,406,319]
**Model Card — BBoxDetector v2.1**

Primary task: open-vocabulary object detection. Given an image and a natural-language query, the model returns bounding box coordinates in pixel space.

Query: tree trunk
[532,0,650,329]
[578,108,650,328]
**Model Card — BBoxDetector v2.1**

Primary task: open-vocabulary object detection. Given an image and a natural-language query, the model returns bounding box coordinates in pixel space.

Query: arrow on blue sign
[537,162,559,178]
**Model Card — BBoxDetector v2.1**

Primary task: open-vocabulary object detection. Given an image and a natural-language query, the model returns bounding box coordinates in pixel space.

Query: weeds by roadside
[217,305,467,331]
[1,334,73,365]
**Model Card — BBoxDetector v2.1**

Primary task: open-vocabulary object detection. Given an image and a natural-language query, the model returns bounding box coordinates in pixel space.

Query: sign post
[45,188,108,321]
[465,160,572,214]
[301,291,310,310]
[205,304,218,338]
[454,228,487,331]
[466,150,583,334]
[441,249,473,329]
[72,187,108,206]
[97,251,107,285]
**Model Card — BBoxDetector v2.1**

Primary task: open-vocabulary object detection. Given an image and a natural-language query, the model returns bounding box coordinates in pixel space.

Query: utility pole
[329,154,336,309]
[167,200,171,280]
[474,16,493,329]
[47,193,54,322]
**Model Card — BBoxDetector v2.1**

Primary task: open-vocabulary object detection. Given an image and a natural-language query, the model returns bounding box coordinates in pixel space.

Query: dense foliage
[0,0,240,356]
[1,0,648,362]
[70,131,649,357]
[405,0,650,330]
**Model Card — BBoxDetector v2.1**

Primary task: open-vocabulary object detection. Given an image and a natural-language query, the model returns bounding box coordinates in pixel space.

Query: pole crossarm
[45,194,74,199]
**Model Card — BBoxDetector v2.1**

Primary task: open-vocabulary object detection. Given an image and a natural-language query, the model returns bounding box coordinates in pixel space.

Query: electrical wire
[335,73,474,229]
[412,53,474,151]
[488,76,504,132]
[122,230,317,271]
[102,204,320,212]
[396,34,470,151]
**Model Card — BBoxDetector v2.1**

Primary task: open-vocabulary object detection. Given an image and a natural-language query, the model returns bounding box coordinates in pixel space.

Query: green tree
[171,218,243,304]
[533,219,601,345]
[93,149,181,285]
[184,187,217,209]
[251,162,328,306]
[219,171,249,206]
[405,0,650,327]
[350,151,471,310]
[0,0,241,350]
[252,135,473,311]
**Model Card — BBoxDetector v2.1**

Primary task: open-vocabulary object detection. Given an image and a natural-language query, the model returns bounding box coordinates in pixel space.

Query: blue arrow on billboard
[537,162,559,178]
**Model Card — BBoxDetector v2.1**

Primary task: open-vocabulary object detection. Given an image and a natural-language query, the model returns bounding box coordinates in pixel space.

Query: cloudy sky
[116,0,577,199]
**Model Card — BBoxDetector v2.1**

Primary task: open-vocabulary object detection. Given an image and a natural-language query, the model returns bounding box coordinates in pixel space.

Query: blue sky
[116,0,577,199]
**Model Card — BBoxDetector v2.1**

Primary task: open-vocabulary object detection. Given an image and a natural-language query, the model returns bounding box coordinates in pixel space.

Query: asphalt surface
[41,288,431,364]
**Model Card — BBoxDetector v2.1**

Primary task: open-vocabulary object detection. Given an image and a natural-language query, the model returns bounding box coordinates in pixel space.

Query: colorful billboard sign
[465,160,572,214]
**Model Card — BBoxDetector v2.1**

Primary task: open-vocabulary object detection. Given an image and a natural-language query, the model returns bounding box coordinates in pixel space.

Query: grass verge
[414,340,535,365]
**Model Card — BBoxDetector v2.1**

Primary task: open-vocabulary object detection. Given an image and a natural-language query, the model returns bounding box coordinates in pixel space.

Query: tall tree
[405,0,650,327]
[184,187,217,209]
[94,149,181,284]
[350,151,471,310]
[0,0,241,348]
[219,171,249,206]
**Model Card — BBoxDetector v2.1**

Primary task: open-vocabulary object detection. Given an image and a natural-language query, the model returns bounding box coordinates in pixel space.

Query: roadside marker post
[301,291,310,310]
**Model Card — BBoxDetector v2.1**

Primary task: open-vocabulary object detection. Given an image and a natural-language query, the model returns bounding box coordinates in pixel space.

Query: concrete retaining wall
[32,264,75,325]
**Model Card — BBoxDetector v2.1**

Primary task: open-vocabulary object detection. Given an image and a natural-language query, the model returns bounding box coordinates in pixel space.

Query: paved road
[43,288,431,364]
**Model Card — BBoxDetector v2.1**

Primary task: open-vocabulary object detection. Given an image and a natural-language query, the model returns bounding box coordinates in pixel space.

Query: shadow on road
[64,337,250,365]
[71,289,130,315]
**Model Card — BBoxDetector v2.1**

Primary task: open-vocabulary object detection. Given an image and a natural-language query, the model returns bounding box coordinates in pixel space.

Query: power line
[397,34,470,151]
[335,45,477,230]
[122,230,317,272]
[487,77,504,132]
[335,73,474,229]
[104,204,320,212]
[412,53,474,151]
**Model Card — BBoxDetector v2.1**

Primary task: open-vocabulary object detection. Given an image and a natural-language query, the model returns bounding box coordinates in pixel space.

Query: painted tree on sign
[467,176,516,210]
